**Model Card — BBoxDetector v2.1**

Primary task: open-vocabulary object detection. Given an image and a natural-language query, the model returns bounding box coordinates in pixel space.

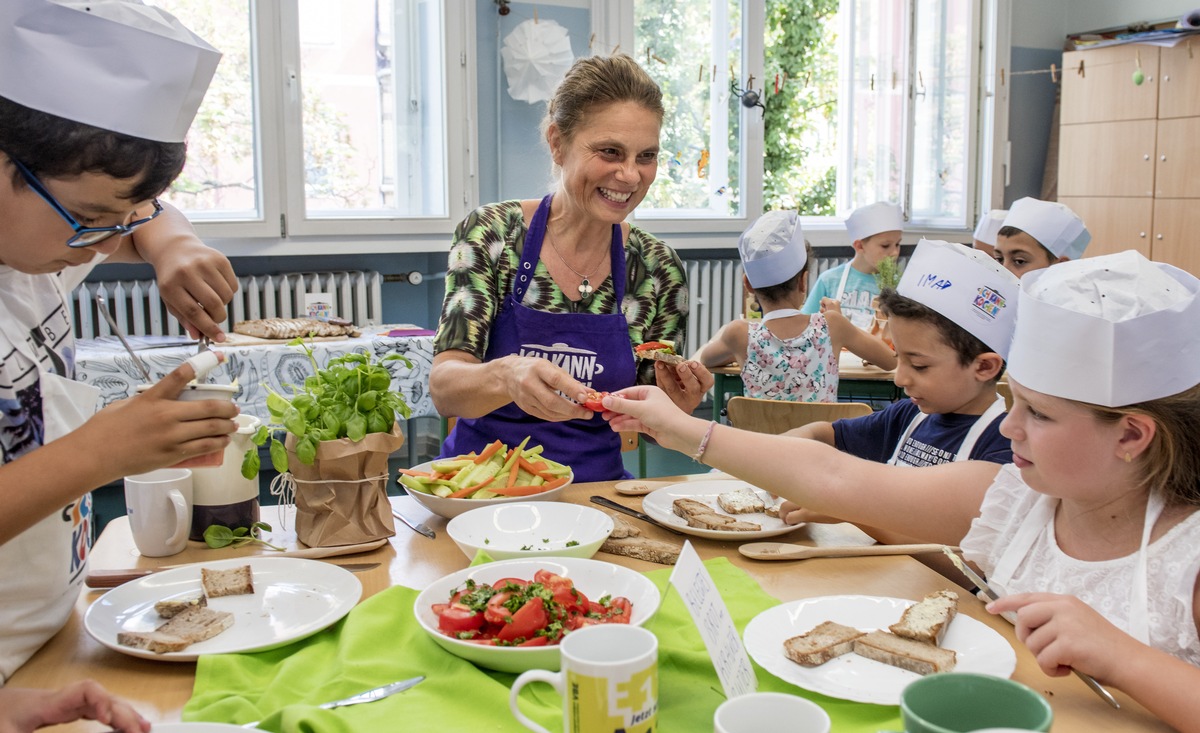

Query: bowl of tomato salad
[414,558,661,673]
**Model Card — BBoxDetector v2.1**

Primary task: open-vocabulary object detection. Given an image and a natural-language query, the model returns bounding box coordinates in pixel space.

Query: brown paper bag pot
[287,422,405,547]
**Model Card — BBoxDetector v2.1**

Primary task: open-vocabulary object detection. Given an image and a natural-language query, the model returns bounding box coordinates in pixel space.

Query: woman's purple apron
[439,194,636,482]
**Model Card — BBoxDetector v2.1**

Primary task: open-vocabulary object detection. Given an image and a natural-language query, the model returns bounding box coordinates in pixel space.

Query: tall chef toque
[739,210,807,288]
[896,239,1021,359]
[0,0,221,143]
[1007,250,1200,407]
[973,209,1008,247]
[845,201,904,242]
[1002,197,1091,260]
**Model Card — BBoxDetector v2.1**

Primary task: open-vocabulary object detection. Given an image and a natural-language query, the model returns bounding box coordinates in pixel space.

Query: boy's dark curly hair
[878,287,1002,372]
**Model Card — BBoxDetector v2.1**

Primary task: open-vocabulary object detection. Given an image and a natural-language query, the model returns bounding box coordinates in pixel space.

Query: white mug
[125,468,193,557]
[510,625,658,733]
[714,691,831,733]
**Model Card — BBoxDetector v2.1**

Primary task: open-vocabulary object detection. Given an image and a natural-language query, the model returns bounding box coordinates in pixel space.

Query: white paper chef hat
[973,209,1008,246]
[1007,251,1200,407]
[0,0,221,143]
[1002,198,1091,260]
[739,210,807,288]
[845,202,904,242]
[896,239,1021,359]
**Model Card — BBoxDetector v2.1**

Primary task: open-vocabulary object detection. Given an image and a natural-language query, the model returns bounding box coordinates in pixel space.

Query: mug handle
[509,669,562,733]
[164,489,189,548]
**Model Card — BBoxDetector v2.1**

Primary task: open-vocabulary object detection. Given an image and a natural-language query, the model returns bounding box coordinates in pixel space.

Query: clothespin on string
[1000,68,1005,86]
[1077,59,1084,77]
[870,73,875,90]
[589,32,595,50]
[1050,63,1057,83]
[699,64,704,82]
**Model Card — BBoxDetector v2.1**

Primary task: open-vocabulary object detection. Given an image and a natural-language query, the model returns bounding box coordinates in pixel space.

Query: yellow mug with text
[510,625,658,733]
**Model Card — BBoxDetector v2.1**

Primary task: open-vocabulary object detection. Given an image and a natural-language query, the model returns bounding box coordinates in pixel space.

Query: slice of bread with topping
[889,590,959,645]
[783,621,865,667]
[201,565,254,598]
[672,498,762,532]
[154,593,207,618]
[854,630,957,675]
[117,605,234,654]
[716,487,767,514]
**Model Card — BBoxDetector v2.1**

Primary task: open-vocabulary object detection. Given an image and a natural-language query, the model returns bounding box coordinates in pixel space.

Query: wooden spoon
[739,542,958,561]
[613,479,674,496]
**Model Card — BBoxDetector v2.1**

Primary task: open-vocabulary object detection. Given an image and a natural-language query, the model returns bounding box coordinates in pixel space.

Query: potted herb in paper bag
[243,339,412,547]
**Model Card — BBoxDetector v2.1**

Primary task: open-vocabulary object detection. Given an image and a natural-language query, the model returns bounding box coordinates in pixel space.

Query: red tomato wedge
[582,391,610,411]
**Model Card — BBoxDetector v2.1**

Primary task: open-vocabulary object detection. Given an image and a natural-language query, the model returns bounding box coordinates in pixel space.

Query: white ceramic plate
[641,480,802,540]
[743,595,1017,705]
[400,459,573,519]
[85,557,361,662]
[446,502,613,561]
[152,725,249,732]
[413,557,661,674]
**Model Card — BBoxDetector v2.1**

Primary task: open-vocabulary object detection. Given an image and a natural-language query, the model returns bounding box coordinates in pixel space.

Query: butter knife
[590,496,684,536]
[941,547,1120,710]
[242,676,424,728]
[393,508,436,539]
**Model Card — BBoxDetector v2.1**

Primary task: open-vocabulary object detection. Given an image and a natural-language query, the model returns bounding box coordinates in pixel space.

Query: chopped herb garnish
[565,540,579,547]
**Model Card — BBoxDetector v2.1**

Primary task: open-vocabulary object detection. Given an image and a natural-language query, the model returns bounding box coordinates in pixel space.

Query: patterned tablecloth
[73,326,436,422]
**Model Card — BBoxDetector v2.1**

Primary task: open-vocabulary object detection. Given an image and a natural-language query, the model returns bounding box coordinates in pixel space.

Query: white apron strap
[953,395,1007,462]
[761,308,805,322]
[886,411,929,466]
[834,263,852,300]
[990,493,1058,595]
[1130,491,1166,645]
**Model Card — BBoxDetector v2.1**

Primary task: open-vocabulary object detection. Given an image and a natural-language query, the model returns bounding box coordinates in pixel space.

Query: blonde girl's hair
[1085,383,1200,507]
[540,54,664,147]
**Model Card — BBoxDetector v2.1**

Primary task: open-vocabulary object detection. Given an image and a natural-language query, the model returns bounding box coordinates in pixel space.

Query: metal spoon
[95,292,153,383]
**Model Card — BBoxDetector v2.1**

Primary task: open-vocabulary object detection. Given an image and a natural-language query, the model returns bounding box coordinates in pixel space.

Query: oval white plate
[400,459,573,519]
[447,502,613,560]
[641,479,801,540]
[85,557,361,662]
[152,724,249,732]
[743,595,1017,705]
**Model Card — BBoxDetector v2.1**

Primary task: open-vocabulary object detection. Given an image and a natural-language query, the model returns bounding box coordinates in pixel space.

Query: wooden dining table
[10,475,1169,732]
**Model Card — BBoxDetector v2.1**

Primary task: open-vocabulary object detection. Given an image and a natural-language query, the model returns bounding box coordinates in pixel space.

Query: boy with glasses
[0,0,240,706]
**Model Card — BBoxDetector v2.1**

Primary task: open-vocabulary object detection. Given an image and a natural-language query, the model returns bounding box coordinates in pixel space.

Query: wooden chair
[726,396,874,435]
[996,381,1013,411]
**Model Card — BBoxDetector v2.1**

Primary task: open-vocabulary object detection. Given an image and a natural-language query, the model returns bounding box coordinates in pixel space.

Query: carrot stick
[447,478,495,499]
[488,477,568,497]
[505,461,521,488]
[517,457,559,482]
[397,467,434,477]
[473,439,504,465]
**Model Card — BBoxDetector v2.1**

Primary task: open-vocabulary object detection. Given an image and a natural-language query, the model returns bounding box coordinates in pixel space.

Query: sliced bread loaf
[889,589,959,645]
[854,630,957,675]
[201,565,254,597]
[783,621,865,667]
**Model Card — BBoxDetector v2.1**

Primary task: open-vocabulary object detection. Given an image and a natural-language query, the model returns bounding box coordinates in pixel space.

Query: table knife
[941,547,1120,710]
[393,508,436,539]
[242,675,423,728]
[589,496,684,536]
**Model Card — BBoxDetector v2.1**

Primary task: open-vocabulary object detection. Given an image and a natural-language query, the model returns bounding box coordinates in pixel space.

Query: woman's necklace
[546,225,607,298]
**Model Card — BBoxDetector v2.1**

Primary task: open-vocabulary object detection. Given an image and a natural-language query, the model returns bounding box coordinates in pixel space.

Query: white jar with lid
[189,413,262,540]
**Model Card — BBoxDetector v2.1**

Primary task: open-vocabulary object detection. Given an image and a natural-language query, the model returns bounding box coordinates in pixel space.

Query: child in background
[972,209,1007,259]
[0,680,148,733]
[993,197,1090,278]
[694,211,896,402]
[802,202,903,329]
[602,250,1200,731]
[787,240,1018,466]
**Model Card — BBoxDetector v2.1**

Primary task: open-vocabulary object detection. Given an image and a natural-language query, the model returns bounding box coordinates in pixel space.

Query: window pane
[909,0,971,225]
[839,0,908,211]
[299,0,447,218]
[634,0,743,218]
[156,0,258,220]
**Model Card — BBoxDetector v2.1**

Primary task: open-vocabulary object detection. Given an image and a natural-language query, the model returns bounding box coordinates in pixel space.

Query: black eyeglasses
[10,158,163,248]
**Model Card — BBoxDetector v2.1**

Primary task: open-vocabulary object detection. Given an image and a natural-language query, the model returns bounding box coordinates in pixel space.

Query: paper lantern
[500,18,574,104]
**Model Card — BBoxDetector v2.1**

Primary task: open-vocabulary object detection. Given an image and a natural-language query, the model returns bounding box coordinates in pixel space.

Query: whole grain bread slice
[201,565,254,598]
[154,593,207,619]
[889,589,959,645]
[717,487,767,514]
[672,498,762,532]
[117,605,234,654]
[853,630,956,675]
[783,621,865,667]
[600,536,681,565]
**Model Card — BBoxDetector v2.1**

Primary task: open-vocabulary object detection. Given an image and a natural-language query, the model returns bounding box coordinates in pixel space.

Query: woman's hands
[654,360,714,415]
[602,385,703,455]
[0,680,149,733]
[501,355,594,422]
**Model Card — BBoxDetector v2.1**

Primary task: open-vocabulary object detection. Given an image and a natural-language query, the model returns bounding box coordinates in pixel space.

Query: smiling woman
[428,54,714,484]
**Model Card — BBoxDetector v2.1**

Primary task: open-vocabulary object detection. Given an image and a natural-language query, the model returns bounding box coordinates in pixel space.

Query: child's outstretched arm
[0,680,149,733]
[0,357,238,544]
[603,386,998,546]
[991,592,1200,732]
[825,311,897,371]
[693,320,748,368]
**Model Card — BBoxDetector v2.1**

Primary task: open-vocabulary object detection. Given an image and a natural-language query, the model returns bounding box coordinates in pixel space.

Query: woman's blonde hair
[541,54,663,146]
[1085,383,1200,506]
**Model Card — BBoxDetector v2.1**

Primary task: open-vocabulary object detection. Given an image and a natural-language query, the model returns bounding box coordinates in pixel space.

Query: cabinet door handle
[1140,232,1147,238]
[1161,155,1168,162]
[1157,234,1164,240]
[1145,154,1151,160]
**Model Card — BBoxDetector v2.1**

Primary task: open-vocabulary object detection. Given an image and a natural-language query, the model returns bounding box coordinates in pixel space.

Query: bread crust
[716,487,767,515]
[853,630,956,675]
[783,621,865,667]
[634,349,685,365]
[672,498,761,531]
[201,565,254,598]
[154,593,207,619]
[889,590,959,645]
[600,536,681,565]
[118,606,234,654]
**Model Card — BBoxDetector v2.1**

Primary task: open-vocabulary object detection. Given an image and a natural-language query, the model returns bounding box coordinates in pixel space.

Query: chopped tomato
[492,578,529,591]
[634,341,672,353]
[606,597,633,623]
[498,596,549,642]
[436,604,484,634]
[582,391,610,412]
[484,591,514,625]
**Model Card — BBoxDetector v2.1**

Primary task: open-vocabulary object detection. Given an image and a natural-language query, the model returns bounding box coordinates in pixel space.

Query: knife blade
[590,495,684,535]
[941,548,1120,710]
[243,676,424,727]
[393,508,436,539]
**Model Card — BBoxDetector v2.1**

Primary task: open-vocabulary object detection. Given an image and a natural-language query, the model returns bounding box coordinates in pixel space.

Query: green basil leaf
[203,525,235,549]
[241,448,261,479]
[346,413,367,442]
[270,438,289,473]
[356,391,377,411]
[297,435,318,465]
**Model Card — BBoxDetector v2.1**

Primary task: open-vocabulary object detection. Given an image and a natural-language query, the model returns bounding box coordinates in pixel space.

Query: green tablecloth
[185,557,901,731]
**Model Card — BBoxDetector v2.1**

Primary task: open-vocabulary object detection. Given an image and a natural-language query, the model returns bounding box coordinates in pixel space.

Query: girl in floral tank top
[742,311,838,401]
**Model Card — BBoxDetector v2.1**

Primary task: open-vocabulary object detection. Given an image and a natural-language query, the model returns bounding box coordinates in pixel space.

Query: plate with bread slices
[743,592,1016,705]
[640,480,802,540]
[85,557,361,662]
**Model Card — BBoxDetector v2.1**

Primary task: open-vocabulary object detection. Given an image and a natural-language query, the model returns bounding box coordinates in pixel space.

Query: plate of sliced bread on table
[640,479,802,540]
[85,557,361,661]
[742,591,1016,705]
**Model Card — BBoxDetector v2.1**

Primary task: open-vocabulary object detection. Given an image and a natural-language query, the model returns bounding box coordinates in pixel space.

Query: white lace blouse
[961,464,1200,664]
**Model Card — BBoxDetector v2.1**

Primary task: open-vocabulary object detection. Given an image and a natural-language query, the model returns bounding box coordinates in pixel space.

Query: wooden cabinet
[1058,44,1200,275]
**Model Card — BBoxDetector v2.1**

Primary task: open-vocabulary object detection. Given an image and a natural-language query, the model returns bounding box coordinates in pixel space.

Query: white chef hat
[896,239,1021,359]
[973,209,1008,247]
[0,0,221,143]
[1002,198,1091,260]
[739,210,807,288]
[845,202,904,242]
[1007,251,1200,407]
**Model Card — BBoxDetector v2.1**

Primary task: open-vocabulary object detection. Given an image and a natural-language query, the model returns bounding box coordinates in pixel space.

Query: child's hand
[149,240,238,344]
[987,592,1141,684]
[777,500,840,525]
[0,680,150,733]
[654,360,714,415]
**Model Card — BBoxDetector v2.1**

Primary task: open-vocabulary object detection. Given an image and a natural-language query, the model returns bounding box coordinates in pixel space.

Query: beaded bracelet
[691,420,717,463]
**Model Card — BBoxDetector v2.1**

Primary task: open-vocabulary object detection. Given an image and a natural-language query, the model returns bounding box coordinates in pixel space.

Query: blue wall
[1003,46,1063,206]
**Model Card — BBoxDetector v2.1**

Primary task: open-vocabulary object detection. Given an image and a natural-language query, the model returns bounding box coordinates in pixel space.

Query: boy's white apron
[886,394,1006,465]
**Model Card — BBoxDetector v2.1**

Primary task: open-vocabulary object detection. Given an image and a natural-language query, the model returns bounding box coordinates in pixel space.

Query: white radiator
[71,270,384,339]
